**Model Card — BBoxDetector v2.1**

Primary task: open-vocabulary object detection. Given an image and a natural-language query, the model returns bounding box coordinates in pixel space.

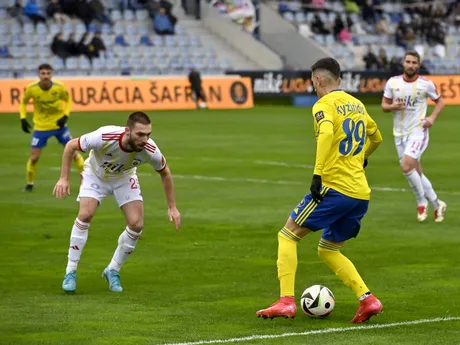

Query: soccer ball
[300,285,335,317]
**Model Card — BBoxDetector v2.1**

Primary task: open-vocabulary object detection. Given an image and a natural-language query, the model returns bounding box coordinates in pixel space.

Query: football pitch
[0,106,459,345]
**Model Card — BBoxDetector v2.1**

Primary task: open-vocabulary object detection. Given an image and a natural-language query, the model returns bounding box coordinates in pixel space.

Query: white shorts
[77,171,143,207]
[394,128,429,162]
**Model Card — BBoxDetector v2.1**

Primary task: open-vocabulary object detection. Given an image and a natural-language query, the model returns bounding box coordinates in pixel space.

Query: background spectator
[7,0,25,25]
[24,0,47,26]
[154,7,175,35]
[46,0,71,24]
[51,33,70,60]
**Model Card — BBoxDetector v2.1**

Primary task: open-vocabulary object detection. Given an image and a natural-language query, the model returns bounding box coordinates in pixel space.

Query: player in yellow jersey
[19,64,85,192]
[256,58,384,323]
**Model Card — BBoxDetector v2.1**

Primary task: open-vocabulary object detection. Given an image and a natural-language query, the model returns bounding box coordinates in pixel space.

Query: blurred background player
[381,51,447,222]
[20,63,85,192]
[256,58,383,323]
[53,112,181,293]
[188,68,207,109]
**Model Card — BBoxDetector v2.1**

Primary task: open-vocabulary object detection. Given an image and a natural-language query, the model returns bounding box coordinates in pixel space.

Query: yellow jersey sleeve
[364,111,383,159]
[19,84,35,119]
[59,85,72,116]
[312,101,335,176]
[312,101,334,134]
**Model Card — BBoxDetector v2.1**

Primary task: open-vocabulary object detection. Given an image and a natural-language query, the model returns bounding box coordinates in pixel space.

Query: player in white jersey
[382,50,447,222]
[53,112,181,293]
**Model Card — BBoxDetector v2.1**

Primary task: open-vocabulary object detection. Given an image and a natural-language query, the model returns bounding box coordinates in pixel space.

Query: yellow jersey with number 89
[312,90,378,200]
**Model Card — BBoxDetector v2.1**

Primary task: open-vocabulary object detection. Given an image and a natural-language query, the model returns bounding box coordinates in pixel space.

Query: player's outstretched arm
[157,165,181,231]
[53,138,79,199]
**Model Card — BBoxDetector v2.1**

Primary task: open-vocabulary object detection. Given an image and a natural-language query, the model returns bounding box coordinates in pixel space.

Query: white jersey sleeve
[383,79,394,100]
[144,139,167,171]
[426,80,440,101]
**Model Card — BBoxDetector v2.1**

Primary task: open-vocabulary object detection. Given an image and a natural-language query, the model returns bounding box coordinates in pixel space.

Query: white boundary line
[2,164,459,195]
[156,317,460,345]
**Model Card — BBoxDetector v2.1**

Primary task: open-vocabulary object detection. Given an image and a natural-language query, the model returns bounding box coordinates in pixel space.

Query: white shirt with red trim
[383,75,440,137]
[78,126,166,180]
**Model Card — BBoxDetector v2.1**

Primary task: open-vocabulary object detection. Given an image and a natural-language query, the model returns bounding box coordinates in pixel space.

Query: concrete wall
[201,3,284,69]
[259,3,330,69]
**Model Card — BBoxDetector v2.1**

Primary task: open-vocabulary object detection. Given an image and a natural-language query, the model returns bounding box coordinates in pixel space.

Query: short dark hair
[38,63,53,71]
[311,58,341,79]
[127,111,151,129]
[404,50,421,63]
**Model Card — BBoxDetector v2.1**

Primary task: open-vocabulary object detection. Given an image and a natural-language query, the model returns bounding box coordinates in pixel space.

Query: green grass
[0,106,459,345]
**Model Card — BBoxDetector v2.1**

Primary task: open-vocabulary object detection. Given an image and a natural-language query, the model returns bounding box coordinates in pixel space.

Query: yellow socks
[278,227,301,297]
[318,239,369,298]
[26,159,37,184]
[73,152,85,173]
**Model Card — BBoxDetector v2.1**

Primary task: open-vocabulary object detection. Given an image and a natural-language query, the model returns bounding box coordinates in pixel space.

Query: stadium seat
[0,35,9,46]
[124,10,135,21]
[295,12,305,23]
[0,23,8,35]
[283,12,294,22]
[66,58,78,70]
[135,10,149,21]
[79,56,92,70]
[23,23,34,35]
[111,10,122,21]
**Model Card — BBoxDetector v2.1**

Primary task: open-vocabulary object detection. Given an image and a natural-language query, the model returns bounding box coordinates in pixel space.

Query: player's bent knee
[30,155,40,164]
[77,212,95,224]
[127,221,143,233]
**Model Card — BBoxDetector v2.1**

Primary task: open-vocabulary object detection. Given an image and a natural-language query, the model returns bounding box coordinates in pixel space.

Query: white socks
[404,169,427,206]
[66,218,90,274]
[421,174,439,209]
[109,227,142,272]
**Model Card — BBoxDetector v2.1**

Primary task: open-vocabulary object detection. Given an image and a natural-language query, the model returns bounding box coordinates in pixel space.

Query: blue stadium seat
[23,23,34,35]
[111,10,122,21]
[113,23,125,35]
[0,9,7,19]
[135,10,149,21]
[24,47,37,58]
[126,24,137,36]
[138,23,150,36]
[119,58,130,70]
[124,10,135,21]
[140,35,153,46]
[140,46,154,58]
[295,12,305,23]
[283,12,294,22]
[79,56,92,70]
[106,58,119,70]
[9,46,23,58]
[0,35,10,46]
[49,23,60,36]
[11,35,23,46]
[66,58,78,70]
[0,23,8,35]
[37,46,50,58]
[152,36,164,46]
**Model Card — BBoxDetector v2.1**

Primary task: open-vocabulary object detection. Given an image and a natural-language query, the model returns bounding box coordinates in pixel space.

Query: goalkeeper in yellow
[256,58,384,323]
[20,63,85,192]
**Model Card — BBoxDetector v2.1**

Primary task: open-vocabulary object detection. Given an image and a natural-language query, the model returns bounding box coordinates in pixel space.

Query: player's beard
[404,68,417,79]
[127,138,144,152]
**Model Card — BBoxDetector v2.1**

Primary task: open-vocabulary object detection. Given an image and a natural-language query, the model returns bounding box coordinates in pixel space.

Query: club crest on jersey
[314,111,325,122]
[132,159,141,167]
[297,198,306,207]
